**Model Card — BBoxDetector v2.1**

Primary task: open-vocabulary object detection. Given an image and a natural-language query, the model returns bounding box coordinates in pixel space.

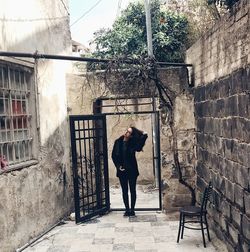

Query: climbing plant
[85,56,196,205]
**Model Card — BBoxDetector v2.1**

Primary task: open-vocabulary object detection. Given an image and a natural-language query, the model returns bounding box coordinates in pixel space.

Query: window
[0,61,37,170]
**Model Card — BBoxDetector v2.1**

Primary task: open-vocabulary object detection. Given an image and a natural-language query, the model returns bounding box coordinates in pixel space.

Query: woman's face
[124,127,133,138]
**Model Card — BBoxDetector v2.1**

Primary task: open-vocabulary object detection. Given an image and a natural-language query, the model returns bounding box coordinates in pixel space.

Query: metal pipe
[0,51,193,67]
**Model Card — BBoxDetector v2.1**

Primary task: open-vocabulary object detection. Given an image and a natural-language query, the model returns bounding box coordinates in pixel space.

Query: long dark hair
[131,127,143,139]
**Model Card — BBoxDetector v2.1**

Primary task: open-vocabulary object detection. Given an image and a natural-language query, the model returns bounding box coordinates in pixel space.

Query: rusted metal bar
[0,51,193,67]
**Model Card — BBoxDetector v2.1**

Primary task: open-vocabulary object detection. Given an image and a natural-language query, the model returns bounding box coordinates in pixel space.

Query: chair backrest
[201,182,213,211]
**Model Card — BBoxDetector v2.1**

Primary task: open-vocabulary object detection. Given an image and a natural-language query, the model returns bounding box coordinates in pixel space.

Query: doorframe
[93,96,162,211]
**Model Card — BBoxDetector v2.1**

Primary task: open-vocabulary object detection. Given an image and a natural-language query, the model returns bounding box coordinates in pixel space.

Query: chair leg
[181,214,185,239]
[177,212,182,243]
[200,215,206,248]
[204,214,211,241]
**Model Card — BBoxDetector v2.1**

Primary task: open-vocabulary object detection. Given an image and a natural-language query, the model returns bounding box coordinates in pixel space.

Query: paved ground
[22,185,227,252]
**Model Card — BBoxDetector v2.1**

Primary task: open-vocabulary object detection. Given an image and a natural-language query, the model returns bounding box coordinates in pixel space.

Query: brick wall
[186,1,250,251]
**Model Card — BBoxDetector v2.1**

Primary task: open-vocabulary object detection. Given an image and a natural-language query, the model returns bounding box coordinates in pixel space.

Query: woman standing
[112,126,148,216]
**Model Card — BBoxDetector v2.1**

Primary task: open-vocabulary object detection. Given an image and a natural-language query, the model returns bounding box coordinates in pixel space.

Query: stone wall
[186,1,250,251]
[67,67,196,211]
[0,1,73,251]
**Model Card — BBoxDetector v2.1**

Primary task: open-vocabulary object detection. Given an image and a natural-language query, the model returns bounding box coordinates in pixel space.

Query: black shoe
[129,210,135,216]
[123,211,130,217]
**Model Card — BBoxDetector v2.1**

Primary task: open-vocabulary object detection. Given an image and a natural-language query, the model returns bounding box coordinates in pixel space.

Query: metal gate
[70,114,110,223]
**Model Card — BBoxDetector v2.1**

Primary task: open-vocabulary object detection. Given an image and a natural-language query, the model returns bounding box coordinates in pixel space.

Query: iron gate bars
[70,114,110,223]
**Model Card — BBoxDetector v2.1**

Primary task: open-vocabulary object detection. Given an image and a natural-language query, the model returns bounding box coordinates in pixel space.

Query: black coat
[111,134,148,178]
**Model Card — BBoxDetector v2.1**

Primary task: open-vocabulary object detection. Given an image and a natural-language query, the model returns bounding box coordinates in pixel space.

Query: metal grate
[70,115,110,223]
[0,63,33,168]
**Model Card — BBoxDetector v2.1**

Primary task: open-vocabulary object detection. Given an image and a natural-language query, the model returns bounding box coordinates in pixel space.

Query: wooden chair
[177,182,213,248]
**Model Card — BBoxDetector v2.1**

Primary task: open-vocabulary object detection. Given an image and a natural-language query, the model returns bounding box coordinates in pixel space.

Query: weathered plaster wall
[0,1,73,252]
[186,1,250,251]
[158,68,196,211]
[66,67,196,211]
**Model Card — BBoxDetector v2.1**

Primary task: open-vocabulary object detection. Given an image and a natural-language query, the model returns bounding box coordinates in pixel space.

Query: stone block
[215,99,225,117]
[241,118,250,143]
[213,118,222,137]
[231,69,244,95]
[228,96,239,116]
[238,94,248,118]
[220,214,228,232]
[218,156,226,176]
[208,152,219,172]
[234,184,244,209]
[196,162,210,181]
[228,222,240,245]
[194,86,205,102]
[196,132,205,149]
[224,159,235,182]
[242,215,250,240]
[213,190,222,211]
[210,82,220,100]
[223,139,233,160]
[235,164,249,190]
[204,117,213,134]
[237,143,249,167]
[221,119,232,139]
[244,191,250,217]
[231,206,242,229]
[225,179,234,203]
[219,77,230,98]
[224,96,238,117]
[205,83,212,100]
[194,102,203,118]
[212,173,225,194]
[235,117,248,142]
[215,136,224,156]
[204,100,212,117]
[231,140,239,162]
[231,117,239,140]
[221,199,231,220]
[196,118,205,132]
[241,67,249,93]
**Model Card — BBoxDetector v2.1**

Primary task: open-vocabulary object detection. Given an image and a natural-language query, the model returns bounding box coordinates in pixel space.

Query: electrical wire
[70,0,104,27]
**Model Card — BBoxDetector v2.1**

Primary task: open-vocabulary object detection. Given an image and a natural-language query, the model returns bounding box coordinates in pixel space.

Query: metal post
[144,0,153,57]
[144,0,159,188]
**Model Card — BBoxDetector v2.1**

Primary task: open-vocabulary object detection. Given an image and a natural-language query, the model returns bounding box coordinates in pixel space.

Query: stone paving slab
[23,211,227,252]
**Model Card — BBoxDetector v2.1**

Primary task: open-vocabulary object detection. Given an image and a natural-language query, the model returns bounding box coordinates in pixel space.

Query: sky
[69,0,134,48]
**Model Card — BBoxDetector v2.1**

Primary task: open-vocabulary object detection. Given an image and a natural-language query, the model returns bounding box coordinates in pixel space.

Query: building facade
[0,1,73,251]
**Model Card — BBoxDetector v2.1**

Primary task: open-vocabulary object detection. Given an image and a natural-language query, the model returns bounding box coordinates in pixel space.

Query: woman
[112,126,148,216]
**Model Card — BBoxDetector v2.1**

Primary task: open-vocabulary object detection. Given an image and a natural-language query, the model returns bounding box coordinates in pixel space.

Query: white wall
[0,1,73,251]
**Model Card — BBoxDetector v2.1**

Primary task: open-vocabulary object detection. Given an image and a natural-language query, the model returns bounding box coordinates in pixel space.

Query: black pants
[119,175,138,211]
